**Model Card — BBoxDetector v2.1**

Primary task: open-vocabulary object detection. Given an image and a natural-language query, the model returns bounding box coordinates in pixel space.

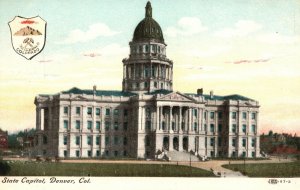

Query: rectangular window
[252,138,256,147]
[96,108,101,116]
[194,109,197,117]
[252,151,255,158]
[114,136,119,145]
[87,107,92,115]
[87,121,93,130]
[210,124,214,132]
[75,120,80,130]
[114,122,119,130]
[114,151,118,157]
[123,122,128,131]
[64,106,68,114]
[105,136,109,145]
[124,109,128,116]
[87,150,92,157]
[105,150,109,157]
[146,136,150,146]
[242,124,246,133]
[96,150,100,157]
[232,124,236,133]
[232,112,237,119]
[232,138,236,147]
[204,112,207,120]
[204,124,207,131]
[105,108,110,116]
[251,112,256,120]
[251,125,256,133]
[218,112,222,119]
[63,136,67,145]
[87,136,92,145]
[146,121,151,130]
[242,151,246,158]
[76,136,80,145]
[63,120,68,129]
[76,150,80,157]
[162,121,166,130]
[242,138,246,147]
[232,151,236,157]
[105,121,110,130]
[96,136,100,145]
[210,151,215,157]
[210,112,215,119]
[194,122,197,131]
[64,150,67,157]
[242,112,247,119]
[96,121,100,131]
[210,138,215,146]
[76,107,80,115]
[114,109,119,116]
[218,124,222,132]
[218,137,222,147]
[123,137,127,145]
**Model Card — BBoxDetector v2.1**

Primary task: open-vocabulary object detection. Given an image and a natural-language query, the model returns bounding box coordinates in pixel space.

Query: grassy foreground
[6,162,215,177]
[223,161,300,177]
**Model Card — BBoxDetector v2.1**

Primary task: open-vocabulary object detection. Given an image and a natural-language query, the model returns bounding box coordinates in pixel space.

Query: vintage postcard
[0,0,299,190]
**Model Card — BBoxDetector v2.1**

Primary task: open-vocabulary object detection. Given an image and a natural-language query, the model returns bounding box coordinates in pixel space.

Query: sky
[0,0,299,135]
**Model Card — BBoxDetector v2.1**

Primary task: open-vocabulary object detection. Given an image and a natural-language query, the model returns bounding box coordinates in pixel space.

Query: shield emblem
[8,16,46,60]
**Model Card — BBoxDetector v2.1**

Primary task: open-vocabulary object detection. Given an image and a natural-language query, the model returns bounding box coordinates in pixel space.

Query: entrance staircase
[165,151,200,161]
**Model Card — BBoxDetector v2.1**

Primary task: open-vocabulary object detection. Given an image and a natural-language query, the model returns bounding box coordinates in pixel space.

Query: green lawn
[6,162,215,177]
[223,161,300,177]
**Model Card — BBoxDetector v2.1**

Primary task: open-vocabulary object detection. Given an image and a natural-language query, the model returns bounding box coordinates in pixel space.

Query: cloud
[226,58,270,64]
[186,45,232,58]
[83,43,128,57]
[82,53,101,58]
[214,20,262,38]
[165,17,207,37]
[258,33,299,44]
[61,23,120,44]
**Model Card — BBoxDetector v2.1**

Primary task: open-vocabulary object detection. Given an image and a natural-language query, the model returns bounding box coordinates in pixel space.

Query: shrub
[0,161,11,175]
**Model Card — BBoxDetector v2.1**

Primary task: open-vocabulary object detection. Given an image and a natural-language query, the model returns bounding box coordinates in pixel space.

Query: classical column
[198,108,201,132]
[169,106,173,132]
[179,107,182,133]
[141,106,145,130]
[156,106,159,131]
[36,107,41,130]
[160,106,163,131]
[123,65,125,79]
[188,108,192,132]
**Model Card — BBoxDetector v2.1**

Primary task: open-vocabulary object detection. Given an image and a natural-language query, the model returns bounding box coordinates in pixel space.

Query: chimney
[93,85,97,94]
[210,90,214,99]
[197,88,203,95]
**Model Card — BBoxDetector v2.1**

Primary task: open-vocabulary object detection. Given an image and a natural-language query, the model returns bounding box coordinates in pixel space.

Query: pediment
[157,91,195,102]
[70,95,89,101]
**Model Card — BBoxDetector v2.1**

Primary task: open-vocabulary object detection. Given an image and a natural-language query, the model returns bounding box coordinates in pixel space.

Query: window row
[63,107,128,117]
[203,111,257,120]
[131,44,165,54]
[63,120,129,131]
[231,138,256,147]
[231,124,256,133]
[63,136,128,146]
[63,150,128,158]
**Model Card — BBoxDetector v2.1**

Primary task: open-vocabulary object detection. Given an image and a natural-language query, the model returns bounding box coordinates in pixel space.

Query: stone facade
[33,2,260,159]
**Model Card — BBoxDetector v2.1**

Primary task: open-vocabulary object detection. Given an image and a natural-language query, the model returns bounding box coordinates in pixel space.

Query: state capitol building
[33,2,260,160]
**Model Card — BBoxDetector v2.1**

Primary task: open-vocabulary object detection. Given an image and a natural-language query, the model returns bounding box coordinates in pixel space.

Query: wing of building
[33,2,260,160]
